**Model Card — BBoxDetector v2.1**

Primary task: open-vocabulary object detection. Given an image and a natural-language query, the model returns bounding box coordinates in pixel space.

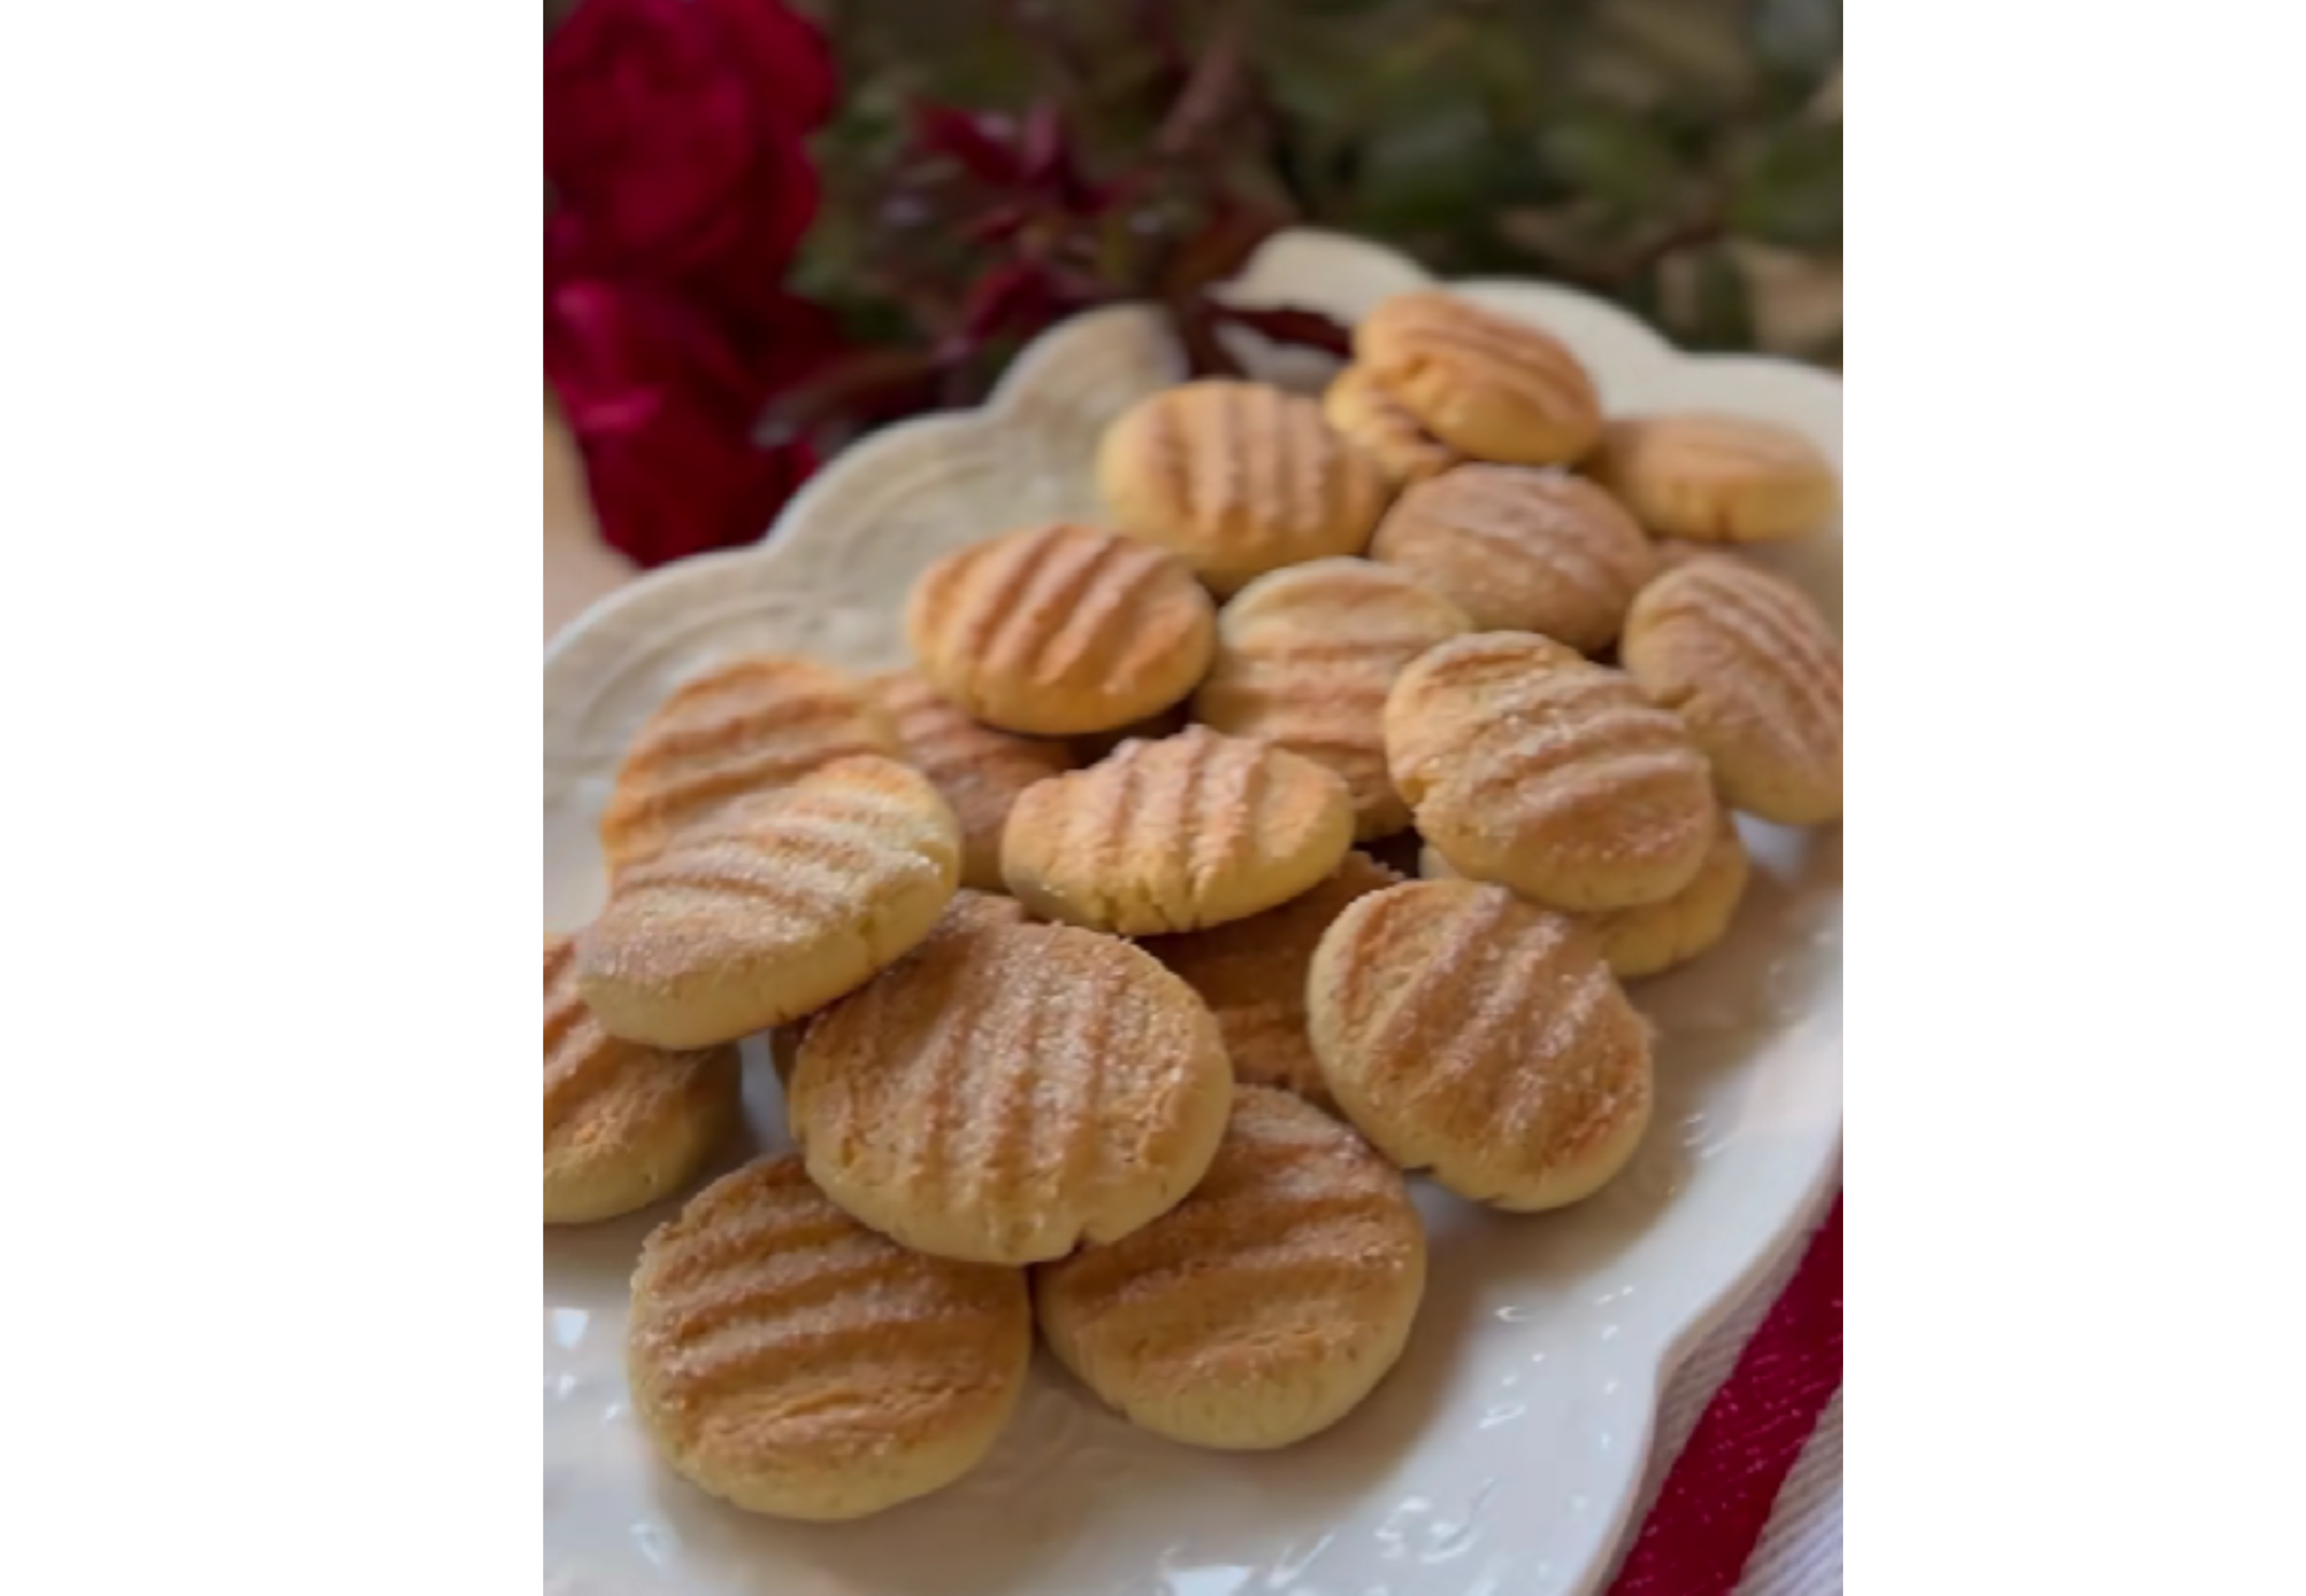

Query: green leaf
[1749,0,1841,77]
[1538,106,1682,210]
[1690,245,1756,349]
[1728,121,1840,251]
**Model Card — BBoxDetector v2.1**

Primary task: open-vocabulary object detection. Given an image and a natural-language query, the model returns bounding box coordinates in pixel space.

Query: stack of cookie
[542,286,1842,1523]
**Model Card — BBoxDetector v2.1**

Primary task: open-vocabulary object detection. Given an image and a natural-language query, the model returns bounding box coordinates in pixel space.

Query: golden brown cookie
[1368,465,1654,653]
[1420,801,1750,979]
[1069,702,1191,765]
[789,920,1233,1264]
[1584,413,1838,543]
[1620,556,1842,824]
[906,522,1216,737]
[543,932,740,1223]
[1385,633,1716,910]
[1034,1086,1426,1450]
[1321,364,1463,485]
[1191,559,1473,838]
[1094,379,1390,595]
[1356,290,1603,465]
[575,756,961,1049]
[1140,852,1404,1107]
[1001,726,1356,934]
[626,1156,1031,1520]
[599,655,899,880]
[864,669,1075,891]
[1307,880,1653,1210]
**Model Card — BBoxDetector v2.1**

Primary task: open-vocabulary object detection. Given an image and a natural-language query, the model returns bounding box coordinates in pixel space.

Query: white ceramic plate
[543,228,1843,1596]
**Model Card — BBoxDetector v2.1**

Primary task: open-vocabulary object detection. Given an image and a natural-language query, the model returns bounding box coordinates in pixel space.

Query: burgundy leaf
[1155,14,1248,159]
[1210,301,1353,358]
[909,102,1021,188]
[1169,302,1244,381]
[1157,199,1285,300]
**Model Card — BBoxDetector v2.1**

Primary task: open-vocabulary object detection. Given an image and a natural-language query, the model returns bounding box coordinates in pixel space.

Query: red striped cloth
[1609,1193,1844,1595]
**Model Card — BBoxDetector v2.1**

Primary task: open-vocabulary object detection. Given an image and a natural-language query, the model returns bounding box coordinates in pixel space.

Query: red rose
[545,0,844,568]
[545,0,833,301]
[548,277,840,568]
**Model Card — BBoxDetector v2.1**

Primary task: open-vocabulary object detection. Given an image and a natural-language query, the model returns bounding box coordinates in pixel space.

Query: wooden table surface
[543,402,636,644]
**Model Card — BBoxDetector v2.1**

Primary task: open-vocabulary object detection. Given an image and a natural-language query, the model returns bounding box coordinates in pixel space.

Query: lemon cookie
[1356,290,1603,465]
[575,755,961,1049]
[1001,726,1355,935]
[1095,379,1390,594]
[1368,465,1655,652]
[906,522,1216,737]
[599,654,899,879]
[789,920,1233,1264]
[1584,413,1838,543]
[1385,633,1715,910]
[543,932,740,1223]
[1191,559,1472,838]
[1034,1086,1425,1449]
[1421,801,1750,979]
[1141,851,1404,1106]
[1620,557,1842,825]
[1321,364,1463,485]
[866,669,1075,891]
[1307,880,1652,1209]
[626,1156,1031,1520]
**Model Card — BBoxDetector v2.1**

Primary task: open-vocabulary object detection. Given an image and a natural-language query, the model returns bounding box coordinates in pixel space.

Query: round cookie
[906,522,1216,737]
[1620,557,1842,825]
[1034,1086,1426,1450]
[865,669,1075,891]
[575,755,961,1049]
[1307,879,1653,1210]
[1368,465,1654,653]
[1321,364,1463,486]
[1191,559,1473,838]
[1420,802,1750,979]
[543,932,740,1223]
[600,654,899,879]
[1583,413,1838,543]
[1141,851,1404,1107]
[1385,632,1715,911]
[1355,290,1603,465]
[789,920,1234,1265]
[1001,725,1355,935]
[1095,379,1390,595]
[626,1156,1032,1520]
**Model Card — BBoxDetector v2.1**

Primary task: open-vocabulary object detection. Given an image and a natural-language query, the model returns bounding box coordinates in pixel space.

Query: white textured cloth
[1603,1195,1844,1594]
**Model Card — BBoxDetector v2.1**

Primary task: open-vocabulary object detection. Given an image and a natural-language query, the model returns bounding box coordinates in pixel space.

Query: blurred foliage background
[802,0,1845,364]
[789,0,1841,366]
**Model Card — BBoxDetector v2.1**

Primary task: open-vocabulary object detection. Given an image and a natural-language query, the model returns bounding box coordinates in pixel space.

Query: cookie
[543,932,740,1224]
[1583,413,1838,543]
[1322,364,1463,486]
[1034,1086,1426,1449]
[789,920,1233,1264]
[599,654,899,879]
[626,1156,1031,1520]
[1191,559,1472,838]
[906,522,1216,737]
[1140,851,1403,1107]
[1095,379,1389,595]
[574,755,961,1048]
[1001,726,1355,935]
[1420,801,1750,979]
[1368,465,1656,652]
[1620,557,1842,825]
[1307,880,1653,1210]
[865,669,1075,891]
[1385,633,1716,910]
[1355,290,1603,465]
